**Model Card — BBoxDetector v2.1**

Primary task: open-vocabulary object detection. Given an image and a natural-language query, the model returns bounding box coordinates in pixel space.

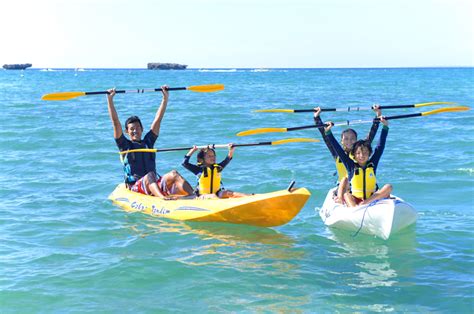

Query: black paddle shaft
[381,113,422,120]
[288,113,423,131]
[86,87,187,96]
[292,105,418,113]
[152,142,273,152]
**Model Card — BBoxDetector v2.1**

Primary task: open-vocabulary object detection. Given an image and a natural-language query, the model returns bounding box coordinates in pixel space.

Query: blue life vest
[120,141,156,184]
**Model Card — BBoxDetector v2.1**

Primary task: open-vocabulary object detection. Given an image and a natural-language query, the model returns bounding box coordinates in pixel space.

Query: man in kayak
[313,106,380,203]
[324,112,392,207]
[107,87,194,199]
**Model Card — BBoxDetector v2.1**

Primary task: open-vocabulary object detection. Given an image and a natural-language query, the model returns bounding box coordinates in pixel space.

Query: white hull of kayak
[319,188,417,240]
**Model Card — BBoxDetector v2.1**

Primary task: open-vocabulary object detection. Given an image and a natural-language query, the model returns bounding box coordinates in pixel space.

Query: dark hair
[125,116,143,130]
[351,140,372,156]
[341,128,357,140]
[197,148,215,164]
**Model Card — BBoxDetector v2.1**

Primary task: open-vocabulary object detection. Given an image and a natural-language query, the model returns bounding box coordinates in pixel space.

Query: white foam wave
[457,168,474,175]
[198,69,237,72]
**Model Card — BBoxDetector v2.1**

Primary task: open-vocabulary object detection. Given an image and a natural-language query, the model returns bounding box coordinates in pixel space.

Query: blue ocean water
[0,67,473,312]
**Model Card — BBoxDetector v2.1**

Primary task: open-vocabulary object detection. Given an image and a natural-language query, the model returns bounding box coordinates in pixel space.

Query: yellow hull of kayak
[108,183,311,227]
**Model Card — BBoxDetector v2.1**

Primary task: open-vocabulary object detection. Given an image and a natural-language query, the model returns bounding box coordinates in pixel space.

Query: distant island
[3,63,32,70]
[147,63,187,70]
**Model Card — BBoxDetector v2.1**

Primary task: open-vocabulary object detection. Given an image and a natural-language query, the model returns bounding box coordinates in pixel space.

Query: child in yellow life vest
[182,144,248,199]
[313,106,381,203]
[326,115,393,207]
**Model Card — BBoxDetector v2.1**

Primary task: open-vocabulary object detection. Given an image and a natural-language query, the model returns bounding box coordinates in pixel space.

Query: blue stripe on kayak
[115,198,130,203]
[175,206,210,212]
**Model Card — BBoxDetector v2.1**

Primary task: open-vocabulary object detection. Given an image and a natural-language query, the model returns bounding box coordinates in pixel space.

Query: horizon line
[8,65,474,70]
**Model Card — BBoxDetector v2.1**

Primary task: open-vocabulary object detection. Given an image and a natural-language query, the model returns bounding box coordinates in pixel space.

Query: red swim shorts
[130,176,169,196]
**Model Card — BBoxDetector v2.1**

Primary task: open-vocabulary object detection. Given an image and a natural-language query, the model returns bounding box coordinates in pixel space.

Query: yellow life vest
[335,153,355,182]
[198,164,222,194]
[350,163,377,199]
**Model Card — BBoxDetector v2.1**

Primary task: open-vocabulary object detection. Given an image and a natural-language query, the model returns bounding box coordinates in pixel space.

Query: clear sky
[1,0,472,68]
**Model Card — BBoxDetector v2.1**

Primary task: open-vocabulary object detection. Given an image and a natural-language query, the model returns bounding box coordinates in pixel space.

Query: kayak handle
[287,180,296,192]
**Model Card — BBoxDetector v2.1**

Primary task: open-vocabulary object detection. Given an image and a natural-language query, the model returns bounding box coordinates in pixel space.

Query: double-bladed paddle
[254,101,456,113]
[118,138,319,155]
[237,106,470,136]
[41,84,225,101]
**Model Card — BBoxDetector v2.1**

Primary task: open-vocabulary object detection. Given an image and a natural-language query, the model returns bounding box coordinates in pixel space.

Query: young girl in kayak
[325,114,392,207]
[313,106,380,203]
[182,144,248,199]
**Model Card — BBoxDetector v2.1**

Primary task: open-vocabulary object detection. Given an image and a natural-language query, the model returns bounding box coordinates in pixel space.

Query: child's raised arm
[216,144,234,170]
[370,115,389,169]
[227,143,235,159]
[182,146,202,175]
[314,107,338,159]
[366,104,381,144]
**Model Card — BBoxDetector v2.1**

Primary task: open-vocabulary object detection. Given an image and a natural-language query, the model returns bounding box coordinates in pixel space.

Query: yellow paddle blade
[421,106,470,116]
[237,128,288,136]
[187,84,224,92]
[118,148,158,155]
[271,138,319,145]
[254,109,295,113]
[414,101,457,108]
[41,91,86,101]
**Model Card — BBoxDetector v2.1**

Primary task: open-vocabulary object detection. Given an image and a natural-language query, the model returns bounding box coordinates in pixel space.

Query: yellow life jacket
[198,164,222,194]
[335,152,355,182]
[350,163,377,199]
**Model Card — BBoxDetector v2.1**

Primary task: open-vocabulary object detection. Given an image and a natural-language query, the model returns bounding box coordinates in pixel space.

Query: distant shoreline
[13,66,474,70]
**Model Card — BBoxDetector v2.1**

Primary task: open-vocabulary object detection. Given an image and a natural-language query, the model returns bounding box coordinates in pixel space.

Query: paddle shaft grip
[280,111,445,132]
[293,108,366,112]
[379,105,414,109]
[163,87,187,91]
[156,144,228,152]
[86,87,187,96]
[293,109,334,112]
[156,142,271,152]
[382,113,421,120]
[233,142,271,147]
[287,125,319,131]
[291,106,412,113]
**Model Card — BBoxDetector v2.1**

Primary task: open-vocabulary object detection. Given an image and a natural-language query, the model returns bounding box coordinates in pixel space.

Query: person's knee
[343,192,351,201]
[385,184,393,194]
[144,172,157,183]
[167,170,181,180]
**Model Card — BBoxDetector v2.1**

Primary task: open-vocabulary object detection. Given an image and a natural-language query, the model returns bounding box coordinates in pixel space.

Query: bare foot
[333,196,343,204]
[163,195,179,200]
[198,194,218,200]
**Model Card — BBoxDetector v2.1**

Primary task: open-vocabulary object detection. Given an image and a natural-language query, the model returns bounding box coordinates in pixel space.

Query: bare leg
[198,193,219,199]
[162,170,194,196]
[218,190,249,198]
[360,184,392,205]
[335,177,348,204]
[143,172,165,197]
[344,192,358,208]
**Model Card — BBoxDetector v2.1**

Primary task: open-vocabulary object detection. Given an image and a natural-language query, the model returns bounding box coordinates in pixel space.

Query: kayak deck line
[109,183,311,227]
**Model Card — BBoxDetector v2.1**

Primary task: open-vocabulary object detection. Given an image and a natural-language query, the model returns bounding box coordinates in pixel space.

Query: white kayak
[318,188,417,240]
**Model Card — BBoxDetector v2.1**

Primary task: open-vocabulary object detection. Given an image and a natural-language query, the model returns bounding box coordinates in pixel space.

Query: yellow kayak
[108,183,311,227]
